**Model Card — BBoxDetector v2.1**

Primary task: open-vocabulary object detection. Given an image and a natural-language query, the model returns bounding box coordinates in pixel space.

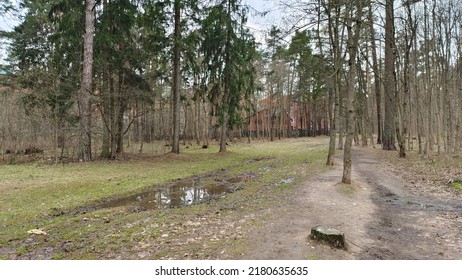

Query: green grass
[449,181,462,191]
[0,137,330,259]
[307,255,323,260]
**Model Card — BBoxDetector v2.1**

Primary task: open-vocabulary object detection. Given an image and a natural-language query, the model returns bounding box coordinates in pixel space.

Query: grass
[0,137,330,259]
[449,181,462,192]
[307,255,323,260]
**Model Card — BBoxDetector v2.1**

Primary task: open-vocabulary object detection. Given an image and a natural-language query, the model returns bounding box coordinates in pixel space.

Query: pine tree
[200,0,256,153]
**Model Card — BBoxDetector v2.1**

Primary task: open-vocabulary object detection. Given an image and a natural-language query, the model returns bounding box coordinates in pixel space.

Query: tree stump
[310,225,346,249]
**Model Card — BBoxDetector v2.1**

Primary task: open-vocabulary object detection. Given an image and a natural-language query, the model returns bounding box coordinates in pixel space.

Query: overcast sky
[244,0,283,44]
[0,0,18,64]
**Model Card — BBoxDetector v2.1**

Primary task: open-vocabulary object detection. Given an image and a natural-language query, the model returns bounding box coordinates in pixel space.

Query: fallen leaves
[27,229,47,235]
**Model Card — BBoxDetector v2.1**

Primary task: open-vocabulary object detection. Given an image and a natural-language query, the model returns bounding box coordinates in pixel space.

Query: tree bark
[287,61,295,138]
[78,0,95,161]
[368,3,382,145]
[323,2,341,165]
[171,0,181,154]
[342,0,363,184]
[423,0,432,158]
[382,0,397,151]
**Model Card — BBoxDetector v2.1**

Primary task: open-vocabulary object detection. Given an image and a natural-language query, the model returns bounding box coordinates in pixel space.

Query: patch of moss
[449,180,462,191]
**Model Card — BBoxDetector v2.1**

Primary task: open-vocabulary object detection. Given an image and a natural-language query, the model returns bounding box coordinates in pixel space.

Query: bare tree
[323,0,344,165]
[342,0,363,184]
[382,0,397,151]
[368,2,382,145]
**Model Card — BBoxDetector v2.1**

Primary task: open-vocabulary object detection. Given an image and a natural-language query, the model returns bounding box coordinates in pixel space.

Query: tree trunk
[287,61,295,138]
[368,3,382,145]
[397,2,417,158]
[382,0,397,151]
[326,87,336,165]
[115,86,126,155]
[171,0,181,154]
[78,0,95,161]
[269,90,274,141]
[219,108,228,152]
[219,0,233,153]
[342,0,363,184]
[139,102,144,154]
[100,68,112,159]
[423,0,432,158]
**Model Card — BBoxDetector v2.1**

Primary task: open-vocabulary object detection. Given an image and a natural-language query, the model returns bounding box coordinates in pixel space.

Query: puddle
[92,172,254,212]
[99,183,230,211]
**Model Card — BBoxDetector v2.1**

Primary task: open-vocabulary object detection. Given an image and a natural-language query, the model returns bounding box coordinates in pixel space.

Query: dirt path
[243,146,462,260]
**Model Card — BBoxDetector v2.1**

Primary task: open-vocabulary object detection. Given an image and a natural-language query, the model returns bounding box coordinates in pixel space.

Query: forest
[1,0,462,260]
[1,0,461,165]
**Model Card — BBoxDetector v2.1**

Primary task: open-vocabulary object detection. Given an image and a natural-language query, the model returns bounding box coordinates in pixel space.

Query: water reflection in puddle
[95,172,255,211]
[100,183,231,211]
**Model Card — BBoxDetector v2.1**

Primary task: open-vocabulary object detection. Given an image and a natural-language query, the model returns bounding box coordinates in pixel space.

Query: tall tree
[382,0,397,150]
[266,26,286,141]
[170,0,200,153]
[200,0,256,153]
[220,0,233,152]
[395,0,417,158]
[78,0,95,161]
[368,1,382,145]
[95,0,149,159]
[342,0,363,184]
[323,0,342,165]
[171,0,181,154]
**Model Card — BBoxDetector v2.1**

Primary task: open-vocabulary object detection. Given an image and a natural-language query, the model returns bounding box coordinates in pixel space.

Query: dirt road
[243,146,462,259]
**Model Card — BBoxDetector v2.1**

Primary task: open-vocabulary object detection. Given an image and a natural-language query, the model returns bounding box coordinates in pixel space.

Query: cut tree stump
[310,225,346,249]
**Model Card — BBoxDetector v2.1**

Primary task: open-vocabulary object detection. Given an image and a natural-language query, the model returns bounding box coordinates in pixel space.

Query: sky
[0,0,283,65]
[0,1,19,65]
[244,0,283,35]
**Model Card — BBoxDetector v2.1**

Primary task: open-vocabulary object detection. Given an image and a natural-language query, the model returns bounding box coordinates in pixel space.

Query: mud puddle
[100,182,230,211]
[65,156,271,216]
[90,171,256,212]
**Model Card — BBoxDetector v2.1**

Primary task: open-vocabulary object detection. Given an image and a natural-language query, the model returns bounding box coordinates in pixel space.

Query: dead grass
[365,146,462,197]
[0,137,330,259]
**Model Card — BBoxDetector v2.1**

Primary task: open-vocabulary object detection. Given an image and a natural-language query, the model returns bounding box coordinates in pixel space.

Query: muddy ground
[2,138,462,260]
[243,145,462,259]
